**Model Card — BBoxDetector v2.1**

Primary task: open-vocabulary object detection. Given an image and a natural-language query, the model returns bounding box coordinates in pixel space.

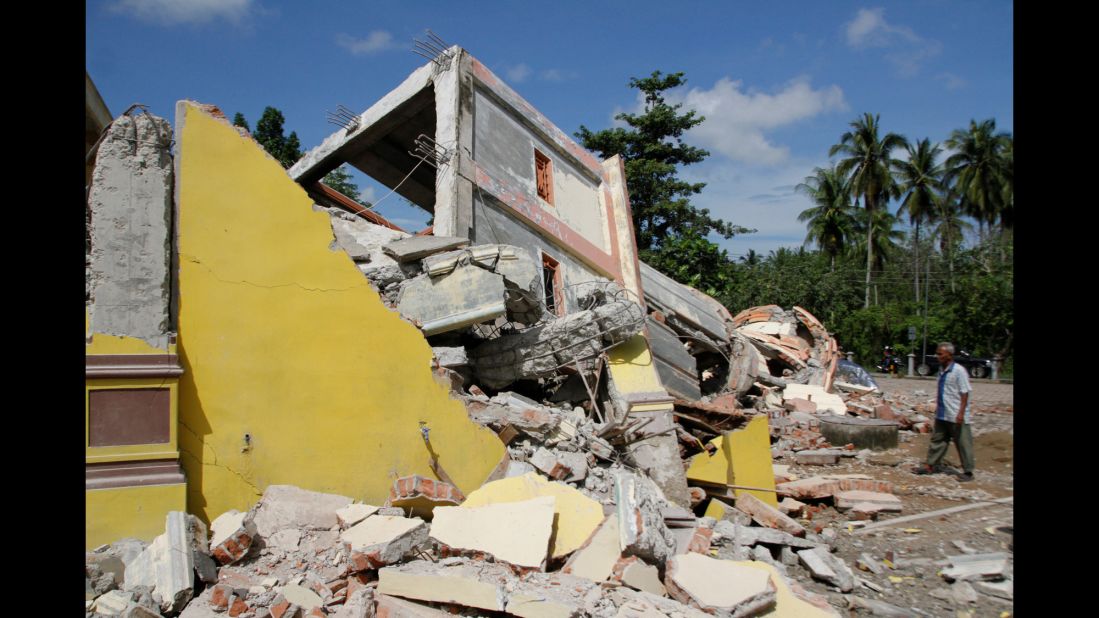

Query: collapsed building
[83,47,911,618]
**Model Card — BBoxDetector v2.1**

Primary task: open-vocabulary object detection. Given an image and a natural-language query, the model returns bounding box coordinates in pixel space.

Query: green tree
[893,138,944,302]
[576,71,753,284]
[829,113,908,309]
[232,112,250,132]
[320,165,362,201]
[850,207,904,305]
[796,165,856,272]
[944,119,1012,238]
[252,106,303,168]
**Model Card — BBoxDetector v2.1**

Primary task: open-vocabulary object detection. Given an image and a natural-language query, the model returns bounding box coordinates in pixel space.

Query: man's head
[936,342,955,364]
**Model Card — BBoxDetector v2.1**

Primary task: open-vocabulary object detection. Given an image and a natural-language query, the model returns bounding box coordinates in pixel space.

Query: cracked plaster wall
[173,102,505,525]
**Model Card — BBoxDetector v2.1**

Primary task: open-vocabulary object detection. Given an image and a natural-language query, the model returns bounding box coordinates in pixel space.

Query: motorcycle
[875,348,901,375]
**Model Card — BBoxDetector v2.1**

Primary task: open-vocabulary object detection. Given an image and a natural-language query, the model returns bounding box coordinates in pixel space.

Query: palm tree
[796,166,857,272]
[830,113,909,308]
[944,119,1012,239]
[931,196,974,293]
[893,138,945,302]
[850,207,904,305]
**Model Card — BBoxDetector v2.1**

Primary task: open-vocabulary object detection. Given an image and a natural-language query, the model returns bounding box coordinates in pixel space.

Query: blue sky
[87,1,1013,257]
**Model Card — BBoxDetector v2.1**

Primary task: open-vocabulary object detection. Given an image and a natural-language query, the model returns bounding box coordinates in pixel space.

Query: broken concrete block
[530,447,572,480]
[974,579,1013,601]
[341,515,428,571]
[268,528,303,551]
[383,235,469,263]
[776,475,894,500]
[431,346,468,368]
[398,266,508,336]
[378,559,508,612]
[951,581,978,604]
[336,504,380,529]
[461,472,603,559]
[209,510,257,565]
[374,593,449,617]
[279,584,324,611]
[616,470,677,566]
[123,511,196,614]
[857,553,885,574]
[430,496,556,569]
[615,557,667,596]
[505,460,536,477]
[779,546,799,567]
[794,449,842,465]
[834,490,902,512]
[777,497,805,518]
[388,475,463,519]
[562,514,621,583]
[940,553,1010,582]
[849,503,885,521]
[121,602,164,618]
[735,493,806,537]
[783,398,818,414]
[846,596,913,617]
[796,547,854,592]
[605,587,712,618]
[737,561,835,618]
[665,555,776,616]
[782,384,846,415]
[505,571,598,618]
[251,485,353,539]
[92,589,134,615]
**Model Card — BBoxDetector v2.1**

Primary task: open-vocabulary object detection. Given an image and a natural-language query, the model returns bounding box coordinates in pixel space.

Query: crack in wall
[178,419,262,497]
[179,253,363,293]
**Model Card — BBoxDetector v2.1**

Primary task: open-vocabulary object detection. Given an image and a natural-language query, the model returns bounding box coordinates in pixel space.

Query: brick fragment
[735,493,806,537]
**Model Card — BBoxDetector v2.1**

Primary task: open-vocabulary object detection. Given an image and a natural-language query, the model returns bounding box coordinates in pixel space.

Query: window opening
[541,252,564,317]
[535,148,554,205]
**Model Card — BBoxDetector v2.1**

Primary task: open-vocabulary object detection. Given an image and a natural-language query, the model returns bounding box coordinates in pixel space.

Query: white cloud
[540,68,576,82]
[336,31,397,55]
[110,0,254,25]
[661,76,847,165]
[506,64,532,83]
[359,186,378,204]
[844,7,940,77]
[937,72,967,91]
[685,156,829,257]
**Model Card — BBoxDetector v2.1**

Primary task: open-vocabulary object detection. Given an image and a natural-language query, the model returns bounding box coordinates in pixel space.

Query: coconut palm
[829,113,909,308]
[849,207,905,306]
[944,119,1012,238]
[893,138,945,302]
[796,166,857,272]
[931,196,974,293]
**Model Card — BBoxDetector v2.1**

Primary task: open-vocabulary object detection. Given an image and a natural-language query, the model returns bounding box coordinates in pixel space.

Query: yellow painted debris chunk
[737,561,834,617]
[605,335,666,397]
[703,497,729,520]
[461,472,603,559]
[686,415,778,507]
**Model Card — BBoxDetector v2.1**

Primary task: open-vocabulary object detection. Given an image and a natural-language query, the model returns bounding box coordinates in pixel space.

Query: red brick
[686,526,713,554]
[874,404,897,420]
[228,599,249,617]
[210,584,234,611]
[736,493,806,537]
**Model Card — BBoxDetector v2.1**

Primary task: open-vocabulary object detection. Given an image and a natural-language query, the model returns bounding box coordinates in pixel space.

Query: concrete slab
[616,557,666,596]
[122,511,195,614]
[665,554,776,616]
[782,384,846,415]
[430,496,556,569]
[383,236,469,263]
[460,472,603,559]
[374,593,453,617]
[340,516,428,571]
[615,470,676,565]
[736,494,806,537]
[796,547,854,592]
[562,514,621,583]
[834,490,902,512]
[336,504,380,529]
[378,560,508,613]
[397,266,507,336]
[251,485,353,539]
[794,450,841,466]
[734,561,835,618]
[940,553,1010,582]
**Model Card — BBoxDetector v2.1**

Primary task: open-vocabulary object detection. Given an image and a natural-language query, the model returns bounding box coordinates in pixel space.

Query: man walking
[913,342,975,481]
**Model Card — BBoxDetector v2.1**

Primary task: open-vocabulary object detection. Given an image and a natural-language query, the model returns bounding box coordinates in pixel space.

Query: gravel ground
[778,377,1013,616]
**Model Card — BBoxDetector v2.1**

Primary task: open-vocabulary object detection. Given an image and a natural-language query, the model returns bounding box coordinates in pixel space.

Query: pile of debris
[88,472,852,618]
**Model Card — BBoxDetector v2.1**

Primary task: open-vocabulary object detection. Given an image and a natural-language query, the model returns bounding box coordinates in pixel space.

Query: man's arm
[955,392,968,424]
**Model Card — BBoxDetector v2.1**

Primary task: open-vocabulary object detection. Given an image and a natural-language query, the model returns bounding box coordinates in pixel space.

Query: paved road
[874,375,1014,408]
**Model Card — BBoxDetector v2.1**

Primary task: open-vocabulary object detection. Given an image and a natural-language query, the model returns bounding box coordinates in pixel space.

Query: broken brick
[735,493,806,537]
[387,475,463,518]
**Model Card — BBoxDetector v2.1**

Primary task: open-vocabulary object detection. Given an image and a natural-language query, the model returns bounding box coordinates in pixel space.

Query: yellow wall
[87,483,186,549]
[174,102,505,524]
[686,415,778,507]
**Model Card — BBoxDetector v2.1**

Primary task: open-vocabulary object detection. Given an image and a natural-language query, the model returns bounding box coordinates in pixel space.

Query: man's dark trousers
[926,419,975,473]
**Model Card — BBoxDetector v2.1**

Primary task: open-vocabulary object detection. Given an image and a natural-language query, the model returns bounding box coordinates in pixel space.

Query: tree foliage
[576,71,753,293]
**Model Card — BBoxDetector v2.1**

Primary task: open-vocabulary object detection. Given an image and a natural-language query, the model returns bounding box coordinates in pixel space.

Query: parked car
[916,350,993,378]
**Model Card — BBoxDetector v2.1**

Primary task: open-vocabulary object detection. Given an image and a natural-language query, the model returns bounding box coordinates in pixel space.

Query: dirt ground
[783,377,1014,616]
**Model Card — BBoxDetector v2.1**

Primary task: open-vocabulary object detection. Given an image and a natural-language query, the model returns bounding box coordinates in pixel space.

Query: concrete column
[907,353,915,377]
[992,355,1002,380]
[87,111,175,348]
